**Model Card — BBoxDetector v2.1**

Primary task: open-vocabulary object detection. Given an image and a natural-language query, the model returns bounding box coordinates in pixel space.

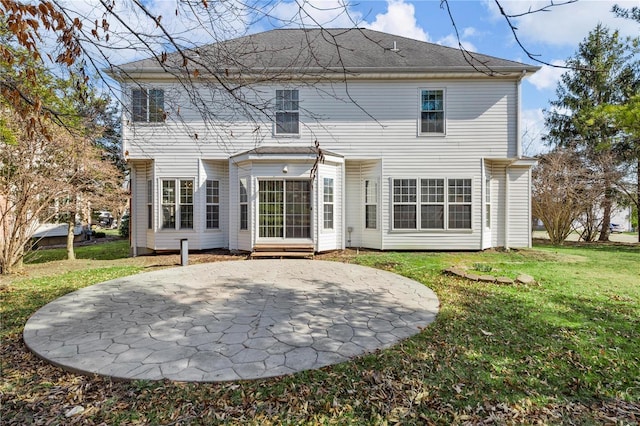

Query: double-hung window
[393,179,417,229]
[147,180,153,229]
[132,88,165,123]
[420,179,444,229]
[448,179,472,229]
[179,180,194,229]
[161,180,176,229]
[161,179,193,230]
[485,178,491,228]
[275,89,299,135]
[420,89,444,134]
[323,178,334,229]
[365,180,378,229]
[206,180,220,229]
[239,178,248,230]
[392,178,472,230]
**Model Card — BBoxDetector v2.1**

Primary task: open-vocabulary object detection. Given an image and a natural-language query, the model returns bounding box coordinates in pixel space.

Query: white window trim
[160,178,194,231]
[239,178,249,231]
[391,177,473,231]
[364,179,379,230]
[147,179,153,230]
[274,89,300,137]
[417,87,446,137]
[323,177,334,230]
[485,177,491,229]
[205,179,220,230]
[132,88,165,124]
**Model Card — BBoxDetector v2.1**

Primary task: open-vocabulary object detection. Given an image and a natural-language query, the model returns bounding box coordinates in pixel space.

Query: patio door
[258,180,311,239]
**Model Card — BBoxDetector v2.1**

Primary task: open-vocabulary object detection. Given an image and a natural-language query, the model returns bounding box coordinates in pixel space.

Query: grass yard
[24,238,130,264]
[1,240,638,424]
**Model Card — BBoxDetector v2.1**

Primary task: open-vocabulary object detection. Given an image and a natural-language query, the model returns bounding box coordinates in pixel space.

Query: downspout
[130,166,137,257]
[480,159,485,250]
[505,164,510,251]
[507,70,526,250]
[516,70,526,159]
[341,162,346,250]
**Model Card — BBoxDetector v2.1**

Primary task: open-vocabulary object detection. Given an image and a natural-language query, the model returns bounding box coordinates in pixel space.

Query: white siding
[123,76,526,251]
[317,163,342,252]
[200,160,229,249]
[344,160,382,249]
[130,161,153,255]
[507,167,532,248]
[123,79,518,161]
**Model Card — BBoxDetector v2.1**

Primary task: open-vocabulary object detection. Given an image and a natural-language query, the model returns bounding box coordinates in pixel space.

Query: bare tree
[532,148,596,245]
[0,112,74,273]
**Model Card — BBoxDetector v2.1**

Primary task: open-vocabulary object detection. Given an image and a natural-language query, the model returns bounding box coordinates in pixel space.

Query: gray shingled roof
[119,28,539,76]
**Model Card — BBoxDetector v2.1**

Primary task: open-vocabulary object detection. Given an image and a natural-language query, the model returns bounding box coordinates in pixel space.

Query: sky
[62,0,640,155]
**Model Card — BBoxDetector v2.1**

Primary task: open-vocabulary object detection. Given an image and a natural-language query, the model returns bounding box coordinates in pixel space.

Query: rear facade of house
[114,29,539,255]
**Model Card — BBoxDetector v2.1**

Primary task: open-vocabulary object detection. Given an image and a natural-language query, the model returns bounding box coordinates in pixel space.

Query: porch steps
[250,244,315,259]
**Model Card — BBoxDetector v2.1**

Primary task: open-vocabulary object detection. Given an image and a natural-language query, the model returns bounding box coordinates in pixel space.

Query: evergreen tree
[544,24,638,241]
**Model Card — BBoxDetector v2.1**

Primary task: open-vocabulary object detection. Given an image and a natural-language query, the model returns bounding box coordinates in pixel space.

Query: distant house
[110,28,539,255]
[32,223,83,247]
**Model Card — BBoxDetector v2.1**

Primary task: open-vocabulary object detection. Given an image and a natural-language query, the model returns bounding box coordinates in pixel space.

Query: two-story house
[111,28,539,255]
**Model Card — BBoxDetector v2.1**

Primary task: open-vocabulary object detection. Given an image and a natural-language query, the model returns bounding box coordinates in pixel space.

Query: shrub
[119,215,130,239]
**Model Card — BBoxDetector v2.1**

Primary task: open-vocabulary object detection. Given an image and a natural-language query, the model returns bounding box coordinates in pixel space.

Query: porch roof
[231,146,343,158]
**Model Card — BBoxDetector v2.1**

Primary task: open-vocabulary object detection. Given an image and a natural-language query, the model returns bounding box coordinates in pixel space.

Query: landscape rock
[516,274,536,285]
[478,275,496,283]
[497,277,515,285]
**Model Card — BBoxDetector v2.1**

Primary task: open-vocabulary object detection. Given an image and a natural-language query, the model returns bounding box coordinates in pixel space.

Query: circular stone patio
[24,259,439,382]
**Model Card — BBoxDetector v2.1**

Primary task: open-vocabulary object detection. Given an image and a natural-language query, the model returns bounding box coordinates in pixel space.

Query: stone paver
[24,259,439,382]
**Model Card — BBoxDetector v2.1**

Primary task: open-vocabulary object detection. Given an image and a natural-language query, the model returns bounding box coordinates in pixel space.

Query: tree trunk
[67,217,76,261]
[637,159,640,243]
[598,190,612,242]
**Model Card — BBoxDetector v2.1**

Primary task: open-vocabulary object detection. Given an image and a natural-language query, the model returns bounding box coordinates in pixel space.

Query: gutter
[106,68,539,83]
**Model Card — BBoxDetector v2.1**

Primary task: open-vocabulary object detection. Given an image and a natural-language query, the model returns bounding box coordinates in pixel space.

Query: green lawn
[24,238,130,264]
[1,242,638,424]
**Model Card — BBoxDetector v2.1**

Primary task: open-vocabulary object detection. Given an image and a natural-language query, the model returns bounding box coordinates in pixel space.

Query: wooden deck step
[250,251,314,259]
[252,244,315,253]
[251,243,315,259]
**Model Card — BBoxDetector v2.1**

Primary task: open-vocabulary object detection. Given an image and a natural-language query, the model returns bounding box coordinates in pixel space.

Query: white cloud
[521,108,548,156]
[485,0,639,47]
[436,27,478,52]
[364,0,430,41]
[527,59,566,90]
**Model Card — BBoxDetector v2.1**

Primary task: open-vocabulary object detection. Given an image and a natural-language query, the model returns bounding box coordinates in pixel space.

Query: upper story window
[275,89,299,135]
[420,89,444,134]
[132,88,165,123]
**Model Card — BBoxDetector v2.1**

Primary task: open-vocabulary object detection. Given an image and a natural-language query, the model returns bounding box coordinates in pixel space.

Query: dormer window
[419,89,445,134]
[132,88,164,123]
[275,89,299,135]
